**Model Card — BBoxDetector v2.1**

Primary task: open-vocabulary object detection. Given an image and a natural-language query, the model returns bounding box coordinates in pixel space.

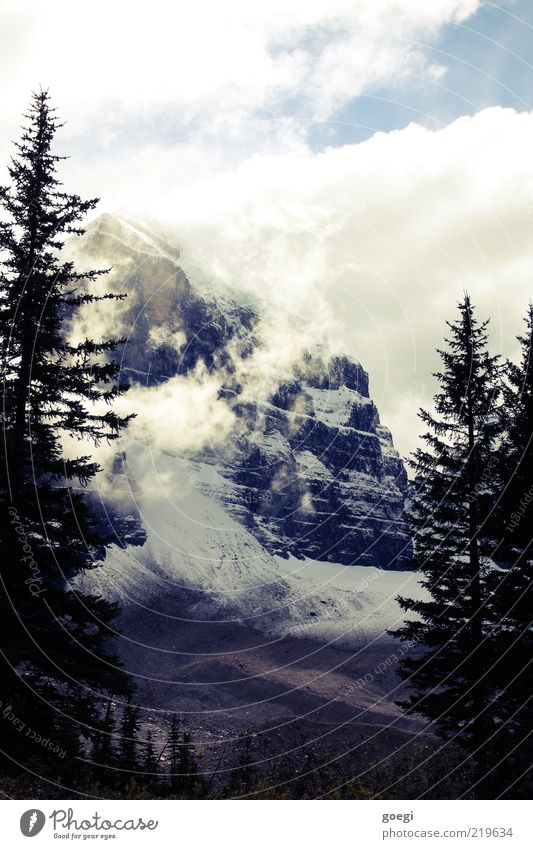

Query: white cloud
[66,106,533,466]
[0,0,482,155]
[59,105,533,465]
[6,0,530,467]
[156,107,533,460]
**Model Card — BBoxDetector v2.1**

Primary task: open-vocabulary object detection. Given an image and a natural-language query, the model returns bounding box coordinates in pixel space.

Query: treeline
[88,705,205,798]
[393,296,533,799]
[88,709,267,799]
[0,712,486,800]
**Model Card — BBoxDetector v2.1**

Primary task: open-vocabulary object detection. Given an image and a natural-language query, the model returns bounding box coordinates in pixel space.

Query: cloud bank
[0,1,481,139]
[4,0,532,464]
[168,106,533,459]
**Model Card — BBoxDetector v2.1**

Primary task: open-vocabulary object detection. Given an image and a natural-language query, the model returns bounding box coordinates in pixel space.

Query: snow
[294,449,333,481]
[307,384,372,429]
[69,212,411,646]
[114,213,181,265]
[79,451,426,649]
[251,429,291,460]
[273,555,427,644]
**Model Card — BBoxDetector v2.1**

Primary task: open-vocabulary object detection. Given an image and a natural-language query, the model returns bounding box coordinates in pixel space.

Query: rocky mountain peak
[74,213,410,568]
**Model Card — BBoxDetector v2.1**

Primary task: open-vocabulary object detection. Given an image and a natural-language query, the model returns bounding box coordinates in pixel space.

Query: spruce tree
[91,699,117,787]
[166,713,181,794]
[178,730,200,796]
[118,698,141,775]
[142,730,159,788]
[391,295,502,783]
[0,91,132,779]
[499,303,533,554]
[487,305,533,796]
[229,732,256,796]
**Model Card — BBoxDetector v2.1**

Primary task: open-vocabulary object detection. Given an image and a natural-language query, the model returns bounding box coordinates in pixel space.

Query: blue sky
[309,1,533,147]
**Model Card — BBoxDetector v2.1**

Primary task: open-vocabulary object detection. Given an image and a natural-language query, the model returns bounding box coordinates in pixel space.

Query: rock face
[73,212,410,568]
[226,364,409,567]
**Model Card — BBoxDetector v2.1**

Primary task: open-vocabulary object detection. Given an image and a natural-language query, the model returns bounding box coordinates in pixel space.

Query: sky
[1,0,533,460]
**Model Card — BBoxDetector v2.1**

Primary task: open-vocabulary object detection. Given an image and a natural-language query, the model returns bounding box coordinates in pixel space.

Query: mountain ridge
[71,211,410,570]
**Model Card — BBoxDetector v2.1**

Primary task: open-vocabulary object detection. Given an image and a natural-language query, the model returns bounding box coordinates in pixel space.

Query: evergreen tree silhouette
[91,699,117,788]
[0,90,134,780]
[119,698,141,776]
[229,732,256,796]
[391,295,503,786]
[487,304,533,796]
[142,730,159,790]
[166,713,181,794]
[178,730,200,796]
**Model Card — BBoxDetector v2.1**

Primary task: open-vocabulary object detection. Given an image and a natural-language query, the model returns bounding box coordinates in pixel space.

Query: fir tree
[91,699,117,786]
[486,304,533,796]
[229,732,256,796]
[178,730,200,796]
[499,303,533,554]
[98,699,116,764]
[142,730,159,787]
[119,698,141,775]
[0,91,133,778]
[51,711,84,783]
[166,713,181,794]
[391,295,502,783]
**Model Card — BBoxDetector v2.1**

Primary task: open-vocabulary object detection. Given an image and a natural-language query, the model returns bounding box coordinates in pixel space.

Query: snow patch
[80,453,425,648]
[307,384,372,429]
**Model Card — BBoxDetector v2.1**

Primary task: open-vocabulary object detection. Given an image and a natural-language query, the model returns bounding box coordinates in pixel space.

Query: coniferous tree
[178,730,201,796]
[98,699,117,764]
[118,698,141,776]
[91,699,117,787]
[142,730,159,788]
[0,91,133,778]
[499,303,533,554]
[166,713,181,794]
[391,295,502,784]
[229,732,256,796]
[487,305,533,796]
[51,712,84,782]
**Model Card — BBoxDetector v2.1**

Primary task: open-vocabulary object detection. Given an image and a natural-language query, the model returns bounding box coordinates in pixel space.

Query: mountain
[71,212,425,747]
[72,212,410,569]
[78,459,426,741]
